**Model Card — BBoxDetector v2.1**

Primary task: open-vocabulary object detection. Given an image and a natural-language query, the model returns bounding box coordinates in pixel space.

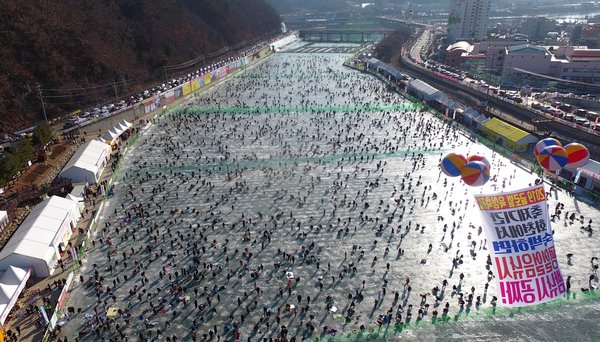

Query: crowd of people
[57,49,599,342]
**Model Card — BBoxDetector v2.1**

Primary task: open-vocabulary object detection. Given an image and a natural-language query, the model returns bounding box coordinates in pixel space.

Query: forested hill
[0,0,280,134]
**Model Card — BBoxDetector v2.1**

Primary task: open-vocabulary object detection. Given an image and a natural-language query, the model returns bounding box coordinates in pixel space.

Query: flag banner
[475,184,566,307]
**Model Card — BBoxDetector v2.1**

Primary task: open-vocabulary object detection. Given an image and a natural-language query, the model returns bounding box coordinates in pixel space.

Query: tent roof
[62,140,108,176]
[578,159,600,175]
[0,196,76,262]
[368,58,405,80]
[482,118,533,144]
[0,266,30,325]
[66,194,85,203]
[71,183,87,198]
[117,123,129,131]
[0,266,28,286]
[0,211,7,223]
[120,120,132,128]
[463,109,480,120]
[408,79,443,98]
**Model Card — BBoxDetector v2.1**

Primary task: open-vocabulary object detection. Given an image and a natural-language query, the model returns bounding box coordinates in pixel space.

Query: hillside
[265,0,351,14]
[0,0,280,134]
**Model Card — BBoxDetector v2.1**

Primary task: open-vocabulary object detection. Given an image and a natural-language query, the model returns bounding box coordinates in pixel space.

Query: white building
[59,140,110,185]
[0,196,81,278]
[447,0,491,43]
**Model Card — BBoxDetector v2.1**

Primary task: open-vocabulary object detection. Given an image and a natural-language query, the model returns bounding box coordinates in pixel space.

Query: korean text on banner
[475,184,566,307]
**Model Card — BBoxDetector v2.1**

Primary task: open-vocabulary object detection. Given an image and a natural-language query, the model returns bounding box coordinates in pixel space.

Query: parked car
[586,111,599,121]
[575,108,587,117]
[575,118,590,127]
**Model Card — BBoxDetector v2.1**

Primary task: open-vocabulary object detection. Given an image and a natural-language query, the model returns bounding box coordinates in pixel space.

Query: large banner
[182,82,192,96]
[475,185,566,307]
[212,65,228,80]
[191,77,200,91]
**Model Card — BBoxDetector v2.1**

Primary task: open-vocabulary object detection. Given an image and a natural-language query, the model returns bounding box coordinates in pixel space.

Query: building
[446,41,474,67]
[573,23,600,48]
[0,196,81,278]
[518,17,557,41]
[59,140,110,185]
[555,48,600,83]
[447,0,491,43]
[501,44,552,77]
[497,45,600,84]
[481,118,537,153]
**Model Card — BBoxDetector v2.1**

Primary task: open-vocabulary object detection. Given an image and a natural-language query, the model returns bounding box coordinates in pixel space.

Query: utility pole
[36,83,48,123]
[113,81,118,101]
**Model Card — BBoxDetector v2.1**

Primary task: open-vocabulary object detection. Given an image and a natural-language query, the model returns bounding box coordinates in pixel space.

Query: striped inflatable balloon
[466,155,491,169]
[537,145,568,171]
[461,161,490,187]
[440,153,467,177]
[534,138,562,157]
[564,143,590,168]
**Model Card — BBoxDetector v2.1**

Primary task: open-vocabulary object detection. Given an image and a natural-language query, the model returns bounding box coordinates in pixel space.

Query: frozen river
[60,43,600,341]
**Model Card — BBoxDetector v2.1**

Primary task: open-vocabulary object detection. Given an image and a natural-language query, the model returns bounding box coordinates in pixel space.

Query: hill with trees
[0,0,280,134]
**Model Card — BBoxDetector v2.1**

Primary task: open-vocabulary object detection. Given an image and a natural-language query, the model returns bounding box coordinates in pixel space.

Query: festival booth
[572,160,600,194]
[462,108,481,128]
[102,127,123,146]
[0,266,31,325]
[0,211,8,233]
[0,196,81,278]
[270,34,299,52]
[481,118,537,153]
[102,121,133,147]
[407,79,447,102]
[366,58,407,82]
[60,140,110,185]
[473,113,489,129]
[69,183,88,213]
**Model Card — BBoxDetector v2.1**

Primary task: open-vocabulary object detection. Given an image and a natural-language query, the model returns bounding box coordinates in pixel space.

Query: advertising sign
[475,185,566,306]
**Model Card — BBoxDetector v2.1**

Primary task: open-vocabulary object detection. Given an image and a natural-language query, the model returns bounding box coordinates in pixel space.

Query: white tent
[102,128,120,141]
[0,196,81,278]
[0,210,8,232]
[117,122,129,132]
[0,266,31,325]
[120,120,132,128]
[59,140,110,184]
[66,194,85,212]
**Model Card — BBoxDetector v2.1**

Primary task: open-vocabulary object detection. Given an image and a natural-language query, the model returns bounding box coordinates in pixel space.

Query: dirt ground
[5,142,74,194]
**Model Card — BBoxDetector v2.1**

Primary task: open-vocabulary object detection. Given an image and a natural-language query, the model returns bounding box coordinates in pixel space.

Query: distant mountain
[265,0,351,14]
[0,0,280,134]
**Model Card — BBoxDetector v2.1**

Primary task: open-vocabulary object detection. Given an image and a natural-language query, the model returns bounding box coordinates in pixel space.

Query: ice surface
[60,47,600,341]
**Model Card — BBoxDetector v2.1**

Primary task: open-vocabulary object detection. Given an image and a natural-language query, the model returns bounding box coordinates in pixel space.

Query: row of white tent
[59,120,132,185]
[0,121,132,324]
[0,195,82,324]
[99,120,132,145]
